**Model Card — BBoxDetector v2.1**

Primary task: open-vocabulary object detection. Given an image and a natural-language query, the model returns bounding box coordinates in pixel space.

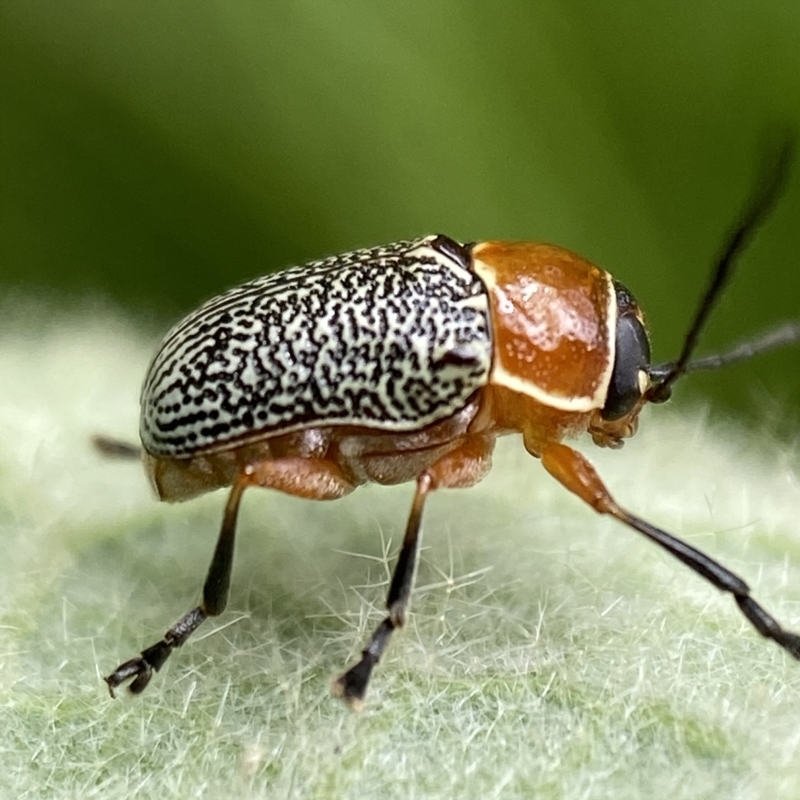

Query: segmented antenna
[646,134,797,402]
[648,320,800,382]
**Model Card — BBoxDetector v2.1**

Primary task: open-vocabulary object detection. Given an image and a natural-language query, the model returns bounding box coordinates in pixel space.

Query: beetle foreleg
[539,441,800,660]
[104,477,247,697]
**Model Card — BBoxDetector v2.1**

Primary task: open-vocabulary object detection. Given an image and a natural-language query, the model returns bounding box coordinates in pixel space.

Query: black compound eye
[602,284,651,422]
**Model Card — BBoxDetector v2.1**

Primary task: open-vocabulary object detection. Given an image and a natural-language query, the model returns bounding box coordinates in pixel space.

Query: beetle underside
[105,379,800,708]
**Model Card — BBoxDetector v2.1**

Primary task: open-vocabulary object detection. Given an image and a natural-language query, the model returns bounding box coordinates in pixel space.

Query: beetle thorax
[472,242,617,414]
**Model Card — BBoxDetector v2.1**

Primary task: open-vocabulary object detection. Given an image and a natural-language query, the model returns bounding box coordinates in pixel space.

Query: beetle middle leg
[105,457,355,696]
[537,440,800,660]
[332,435,495,710]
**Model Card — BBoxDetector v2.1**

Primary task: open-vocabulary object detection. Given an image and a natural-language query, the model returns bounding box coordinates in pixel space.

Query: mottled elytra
[100,141,800,709]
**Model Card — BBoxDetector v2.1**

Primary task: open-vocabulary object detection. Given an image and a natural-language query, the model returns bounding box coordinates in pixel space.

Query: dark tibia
[104,479,247,696]
[332,473,432,709]
[540,441,800,661]
[621,509,800,658]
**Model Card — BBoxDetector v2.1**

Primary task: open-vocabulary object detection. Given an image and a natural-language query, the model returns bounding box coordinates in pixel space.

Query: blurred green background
[2,0,799,420]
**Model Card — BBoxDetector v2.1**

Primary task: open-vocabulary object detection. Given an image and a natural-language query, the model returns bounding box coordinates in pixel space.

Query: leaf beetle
[99,139,800,709]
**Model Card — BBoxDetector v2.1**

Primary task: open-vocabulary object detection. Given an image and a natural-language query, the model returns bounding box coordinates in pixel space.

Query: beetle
[100,141,800,709]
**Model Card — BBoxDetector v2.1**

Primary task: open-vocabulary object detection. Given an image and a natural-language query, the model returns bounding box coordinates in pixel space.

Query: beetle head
[588,134,797,448]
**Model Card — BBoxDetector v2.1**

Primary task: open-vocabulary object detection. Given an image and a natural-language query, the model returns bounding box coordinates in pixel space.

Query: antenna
[648,320,800,382]
[646,134,796,403]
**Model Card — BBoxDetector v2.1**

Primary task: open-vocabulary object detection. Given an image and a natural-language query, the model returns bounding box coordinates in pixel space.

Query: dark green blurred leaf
[2,0,799,417]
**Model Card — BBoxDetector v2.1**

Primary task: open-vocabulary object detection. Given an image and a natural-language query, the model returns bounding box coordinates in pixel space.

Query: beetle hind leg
[105,477,247,696]
[92,434,141,460]
[105,457,357,697]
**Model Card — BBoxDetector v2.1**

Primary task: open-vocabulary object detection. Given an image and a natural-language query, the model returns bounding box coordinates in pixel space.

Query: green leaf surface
[2,305,800,799]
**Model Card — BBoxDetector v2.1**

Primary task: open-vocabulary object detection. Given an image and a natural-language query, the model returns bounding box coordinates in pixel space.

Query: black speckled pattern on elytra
[140,235,493,458]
